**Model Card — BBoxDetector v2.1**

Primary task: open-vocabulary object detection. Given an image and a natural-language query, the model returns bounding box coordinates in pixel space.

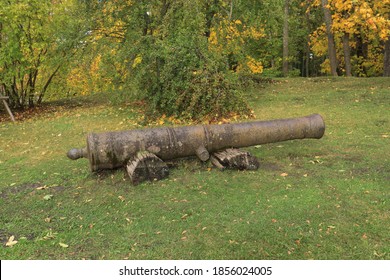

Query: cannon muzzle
[68,114,325,171]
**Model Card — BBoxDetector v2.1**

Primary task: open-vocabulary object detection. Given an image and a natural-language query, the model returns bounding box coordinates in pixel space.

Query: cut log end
[126,151,169,185]
[211,148,259,171]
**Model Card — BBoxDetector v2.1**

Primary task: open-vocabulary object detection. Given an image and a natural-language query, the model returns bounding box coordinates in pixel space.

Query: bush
[130,1,252,121]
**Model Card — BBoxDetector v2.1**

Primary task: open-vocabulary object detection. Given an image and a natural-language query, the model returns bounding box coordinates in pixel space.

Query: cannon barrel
[67,114,325,171]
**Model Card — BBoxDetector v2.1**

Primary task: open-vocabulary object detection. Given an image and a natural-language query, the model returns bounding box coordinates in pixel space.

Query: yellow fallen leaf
[280,173,288,177]
[181,214,189,220]
[59,242,69,248]
[6,236,18,247]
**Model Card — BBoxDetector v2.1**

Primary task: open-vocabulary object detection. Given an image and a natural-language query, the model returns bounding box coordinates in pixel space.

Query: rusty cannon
[67,114,325,184]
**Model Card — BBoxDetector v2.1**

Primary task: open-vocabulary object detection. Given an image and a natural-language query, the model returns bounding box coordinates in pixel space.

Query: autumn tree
[0,0,88,108]
[321,0,338,76]
[310,0,390,76]
[83,0,273,120]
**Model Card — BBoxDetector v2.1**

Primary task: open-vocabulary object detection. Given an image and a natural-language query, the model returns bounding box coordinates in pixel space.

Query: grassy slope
[0,77,389,260]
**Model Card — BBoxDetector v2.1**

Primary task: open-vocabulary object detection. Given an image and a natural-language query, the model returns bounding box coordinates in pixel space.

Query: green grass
[0,77,389,260]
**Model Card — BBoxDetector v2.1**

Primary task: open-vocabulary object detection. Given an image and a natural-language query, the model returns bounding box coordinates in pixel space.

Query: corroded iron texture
[67,114,325,171]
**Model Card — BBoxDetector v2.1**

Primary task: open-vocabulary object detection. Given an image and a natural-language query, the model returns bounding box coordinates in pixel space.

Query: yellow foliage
[67,67,89,96]
[245,56,264,74]
[132,55,142,68]
[310,25,328,57]
[208,16,264,52]
[208,15,265,75]
[310,0,389,75]
[320,59,332,75]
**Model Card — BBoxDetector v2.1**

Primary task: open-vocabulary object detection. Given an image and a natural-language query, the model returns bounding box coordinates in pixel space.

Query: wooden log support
[211,148,259,170]
[126,151,169,185]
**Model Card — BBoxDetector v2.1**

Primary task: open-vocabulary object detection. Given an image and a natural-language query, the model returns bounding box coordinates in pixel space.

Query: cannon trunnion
[67,114,325,177]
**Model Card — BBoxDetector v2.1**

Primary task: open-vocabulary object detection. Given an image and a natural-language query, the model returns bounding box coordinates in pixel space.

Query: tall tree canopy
[0,0,88,108]
[1,0,389,116]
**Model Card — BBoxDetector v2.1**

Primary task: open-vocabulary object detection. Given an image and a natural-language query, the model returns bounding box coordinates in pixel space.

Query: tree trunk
[321,0,338,76]
[38,64,61,104]
[304,7,312,77]
[228,0,233,21]
[282,0,289,77]
[384,37,390,77]
[342,33,352,77]
[305,41,310,77]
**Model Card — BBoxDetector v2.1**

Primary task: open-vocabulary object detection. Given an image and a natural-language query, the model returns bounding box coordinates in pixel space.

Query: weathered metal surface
[67,114,325,171]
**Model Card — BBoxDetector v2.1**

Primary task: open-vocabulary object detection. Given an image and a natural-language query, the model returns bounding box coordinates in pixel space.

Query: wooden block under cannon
[211,148,259,170]
[126,151,169,185]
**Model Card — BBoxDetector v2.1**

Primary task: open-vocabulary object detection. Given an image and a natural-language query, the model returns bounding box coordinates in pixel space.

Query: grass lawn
[0,77,389,260]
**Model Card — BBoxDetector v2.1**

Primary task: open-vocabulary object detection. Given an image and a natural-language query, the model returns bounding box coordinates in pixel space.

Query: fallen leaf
[181,214,188,220]
[6,236,18,247]
[362,233,368,239]
[271,219,277,223]
[43,194,53,201]
[118,196,125,202]
[59,242,69,248]
[280,173,288,177]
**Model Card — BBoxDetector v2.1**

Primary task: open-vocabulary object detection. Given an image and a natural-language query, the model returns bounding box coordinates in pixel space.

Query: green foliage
[2,0,389,114]
[0,0,87,108]
[261,68,284,78]
[122,0,251,120]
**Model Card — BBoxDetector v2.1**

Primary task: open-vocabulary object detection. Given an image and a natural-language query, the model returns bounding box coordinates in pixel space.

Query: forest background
[1,0,389,120]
